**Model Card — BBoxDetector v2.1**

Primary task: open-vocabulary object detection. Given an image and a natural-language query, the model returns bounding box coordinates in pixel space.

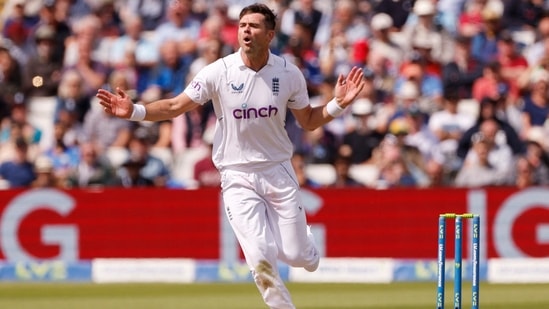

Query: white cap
[526,126,546,148]
[399,81,420,100]
[530,68,549,84]
[371,13,393,31]
[352,98,374,115]
[34,156,53,173]
[414,0,436,16]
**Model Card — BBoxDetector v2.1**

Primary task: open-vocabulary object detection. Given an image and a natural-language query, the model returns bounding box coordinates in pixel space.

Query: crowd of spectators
[0,0,548,190]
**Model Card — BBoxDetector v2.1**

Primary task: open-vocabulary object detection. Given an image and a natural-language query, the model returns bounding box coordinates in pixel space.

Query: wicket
[436,213,480,309]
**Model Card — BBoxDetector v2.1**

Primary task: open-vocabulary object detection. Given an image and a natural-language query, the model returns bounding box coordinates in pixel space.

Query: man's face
[238,13,273,53]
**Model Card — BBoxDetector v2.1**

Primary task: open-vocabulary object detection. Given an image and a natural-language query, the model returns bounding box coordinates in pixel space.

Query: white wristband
[129,104,146,121]
[326,98,345,118]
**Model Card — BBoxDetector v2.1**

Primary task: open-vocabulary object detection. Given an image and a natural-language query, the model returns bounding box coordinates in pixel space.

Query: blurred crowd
[0,0,548,190]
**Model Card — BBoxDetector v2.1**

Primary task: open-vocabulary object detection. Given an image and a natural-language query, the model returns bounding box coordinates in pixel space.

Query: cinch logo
[233,103,278,119]
[231,83,244,93]
[191,80,201,91]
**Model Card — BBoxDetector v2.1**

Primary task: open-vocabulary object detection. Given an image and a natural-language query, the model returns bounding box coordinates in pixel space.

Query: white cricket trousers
[220,160,319,309]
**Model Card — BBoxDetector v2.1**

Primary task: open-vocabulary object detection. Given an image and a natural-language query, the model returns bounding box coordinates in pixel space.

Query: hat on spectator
[413,0,436,16]
[34,25,55,42]
[481,0,503,20]
[371,13,393,31]
[398,81,420,100]
[389,118,409,135]
[352,98,374,116]
[530,67,549,84]
[34,156,54,173]
[526,126,546,149]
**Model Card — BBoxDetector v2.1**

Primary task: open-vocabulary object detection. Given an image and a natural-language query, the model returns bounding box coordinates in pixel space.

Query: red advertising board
[0,187,548,261]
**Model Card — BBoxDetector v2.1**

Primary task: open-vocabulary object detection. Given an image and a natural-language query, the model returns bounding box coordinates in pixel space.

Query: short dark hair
[239,3,277,30]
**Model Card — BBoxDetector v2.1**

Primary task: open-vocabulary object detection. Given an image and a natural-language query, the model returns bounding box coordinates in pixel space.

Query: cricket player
[96,3,365,308]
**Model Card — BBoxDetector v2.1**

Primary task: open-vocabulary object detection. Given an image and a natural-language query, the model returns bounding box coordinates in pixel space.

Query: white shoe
[304,225,320,272]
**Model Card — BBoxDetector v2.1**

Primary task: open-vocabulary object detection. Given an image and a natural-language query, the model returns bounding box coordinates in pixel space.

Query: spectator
[92,0,122,39]
[121,0,169,31]
[281,20,323,97]
[512,131,549,187]
[29,0,71,66]
[341,98,384,164]
[23,24,62,97]
[329,152,363,188]
[495,30,528,103]
[458,0,488,37]
[514,155,536,188]
[403,106,439,166]
[0,102,41,163]
[472,61,510,104]
[428,89,476,175]
[65,141,119,188]
[317,0,369,77]
[367,13,404,79]
[394,56,444,112]
[31,155,64,188]
[299,126,339,165]
[188,38,224,85]
[374,135,418,188]
[457,96,524,159]
[518,67,549,140]
[63,14,103,68]
[152,0,200,57]
[81,71,133,166]
[123,128,171,187]
[0,46,24,120]
[198,3,239,53]
[193,130,221,189]
[290,151,321,188]
[470,2,505,64]
[280,0,325,45]
[316,0,369,48]
[459,118,515,184]
[2,0,34,62]
[0,137,36,188]
[145,39,192,99]
[438,0,466,35]
[42,119,80,184]
[117,157,154,187]
[400,0,455,65]
[502,0,545,31]
[454,131,509,187]
[54,69,91,125]
[374,0,414,29]
[109,13,159,95]
[523,15,549,66]
[63,27,109,98]
[442,35,484,99]
[318,19,353,78]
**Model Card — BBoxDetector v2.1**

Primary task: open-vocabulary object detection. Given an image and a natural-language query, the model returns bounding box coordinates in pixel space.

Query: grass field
[1,282,549,309]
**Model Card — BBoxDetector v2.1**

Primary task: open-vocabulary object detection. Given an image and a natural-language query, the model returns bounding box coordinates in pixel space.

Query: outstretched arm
[96,87,201,122]
[291,66,365,131]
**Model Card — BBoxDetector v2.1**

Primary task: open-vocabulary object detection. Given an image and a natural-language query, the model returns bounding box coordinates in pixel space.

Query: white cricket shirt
[184,51,309,171]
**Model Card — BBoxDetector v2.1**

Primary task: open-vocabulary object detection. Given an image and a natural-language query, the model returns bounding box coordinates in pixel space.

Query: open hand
[334,66,366,108]
[96,87,133,119]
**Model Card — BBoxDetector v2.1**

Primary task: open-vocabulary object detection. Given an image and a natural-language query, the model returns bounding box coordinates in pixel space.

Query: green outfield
[1,282,548,309]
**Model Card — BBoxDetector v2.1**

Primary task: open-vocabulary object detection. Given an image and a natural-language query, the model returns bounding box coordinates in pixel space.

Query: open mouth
[243,37,252,44]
